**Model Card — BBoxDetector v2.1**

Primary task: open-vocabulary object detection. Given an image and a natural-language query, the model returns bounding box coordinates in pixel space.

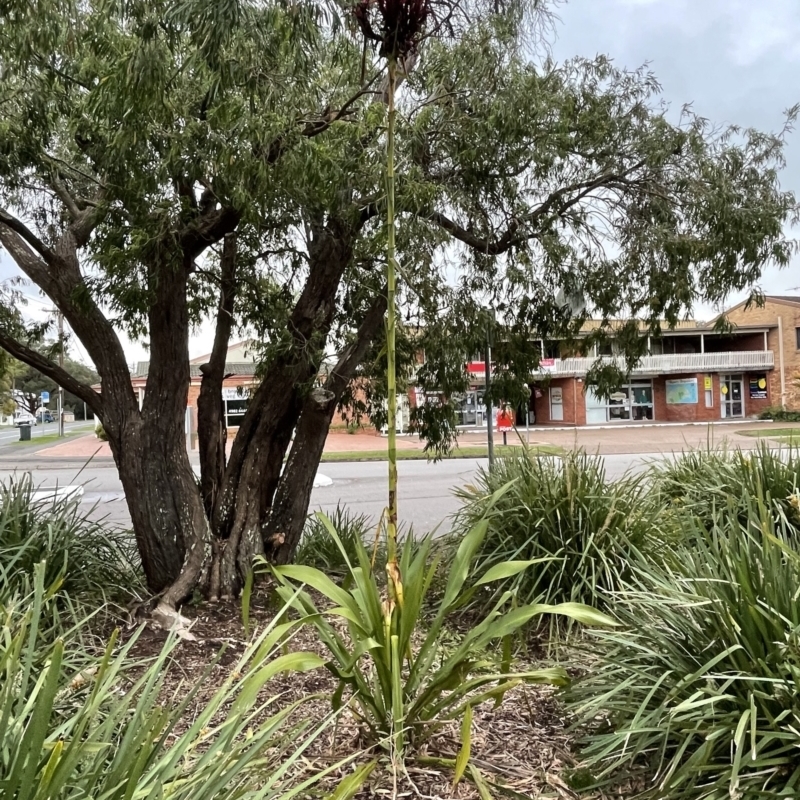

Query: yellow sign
[758,378,766,389]
[704,376,712,390]
[721,385,728,395]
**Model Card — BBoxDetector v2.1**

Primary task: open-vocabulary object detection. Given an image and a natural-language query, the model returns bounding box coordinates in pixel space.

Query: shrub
[1,562,362,800]
[266,508,616,758]
[296,504,423,578]
[296,504,373,574]
[652,443,800,535]
[0,475,143,602]
[759,406,800,422]
[450,451,657,629]
[568,494,800,800]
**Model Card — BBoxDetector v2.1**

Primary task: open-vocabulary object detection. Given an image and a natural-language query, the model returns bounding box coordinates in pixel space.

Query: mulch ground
[122,592,598,800]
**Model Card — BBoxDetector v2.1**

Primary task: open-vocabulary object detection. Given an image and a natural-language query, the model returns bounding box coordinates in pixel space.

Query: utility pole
[58,312,65,437]
[485,319,494,469]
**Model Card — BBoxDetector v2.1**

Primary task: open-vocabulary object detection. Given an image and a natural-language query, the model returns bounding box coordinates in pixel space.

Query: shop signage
[222,387,250,400]
[704,376,712,390]
[749,375,768,400]
[665,378,698,405]
[496,409,514,431]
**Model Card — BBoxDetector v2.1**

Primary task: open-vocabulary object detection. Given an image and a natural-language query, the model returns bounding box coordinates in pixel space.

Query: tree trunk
[261,387,337,564]
[262,292,387,563]
[209,215,359,595]
[111,419,207,598]
[123,255,210,606]
[197,233,238,519]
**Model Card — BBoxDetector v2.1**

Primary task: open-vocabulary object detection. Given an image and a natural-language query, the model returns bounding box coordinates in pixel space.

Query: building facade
[449,296,800,427]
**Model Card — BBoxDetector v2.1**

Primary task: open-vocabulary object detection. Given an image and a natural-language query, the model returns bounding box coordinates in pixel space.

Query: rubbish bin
[19,424,31,442]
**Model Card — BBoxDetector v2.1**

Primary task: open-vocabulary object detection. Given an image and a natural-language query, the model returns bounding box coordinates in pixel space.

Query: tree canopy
[0,0,796,599]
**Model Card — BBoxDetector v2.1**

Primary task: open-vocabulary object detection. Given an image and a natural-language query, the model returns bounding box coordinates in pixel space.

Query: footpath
[24,419,794,460]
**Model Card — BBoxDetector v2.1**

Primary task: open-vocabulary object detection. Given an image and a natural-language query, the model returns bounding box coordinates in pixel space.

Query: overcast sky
[2,0,799,365]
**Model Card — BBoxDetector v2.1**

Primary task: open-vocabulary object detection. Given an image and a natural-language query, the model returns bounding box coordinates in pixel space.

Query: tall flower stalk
[355,0,430,564]
[385,53,399,561]
[355,0,431,758]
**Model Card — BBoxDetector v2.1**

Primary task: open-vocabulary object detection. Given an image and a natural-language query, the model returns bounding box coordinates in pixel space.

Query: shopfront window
[585,380,654,424]
[223,388,250,427]
[456,390,485,426]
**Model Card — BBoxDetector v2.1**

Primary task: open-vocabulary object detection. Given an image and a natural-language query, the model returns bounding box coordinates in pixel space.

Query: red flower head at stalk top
[353,0,433,59]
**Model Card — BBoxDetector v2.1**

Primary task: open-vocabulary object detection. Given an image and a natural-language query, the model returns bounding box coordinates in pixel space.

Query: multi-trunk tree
[0,0,795,605]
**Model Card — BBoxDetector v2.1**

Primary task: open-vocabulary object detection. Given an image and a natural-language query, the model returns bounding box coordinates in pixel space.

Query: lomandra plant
[266,508,616,758]
[0,474,142,601]
[652,442,800,536]
[0,562,363,800]
[568,493,800,800]
[453,451,656,632]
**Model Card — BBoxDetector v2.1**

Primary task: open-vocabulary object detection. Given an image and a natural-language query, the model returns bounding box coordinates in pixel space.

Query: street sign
[40,391,50,404]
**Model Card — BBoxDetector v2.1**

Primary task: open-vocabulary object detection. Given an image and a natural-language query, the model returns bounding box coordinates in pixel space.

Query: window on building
[795,327,800,350]
[585,380,654,423]
[223,388,250,428]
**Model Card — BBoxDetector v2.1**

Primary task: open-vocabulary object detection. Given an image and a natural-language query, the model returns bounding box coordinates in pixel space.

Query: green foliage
[759,406,800,422]
[265,508,616,756]
[652,443,800,535]
[296,505,372,575]
[0,475,142,602]
[568,494,800,800]
[95,424,108,441]
[0,563,351,800]
[451,451,656,632]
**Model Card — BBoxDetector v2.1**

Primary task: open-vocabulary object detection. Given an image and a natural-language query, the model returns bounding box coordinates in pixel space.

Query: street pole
[58,312,65,437]
[485,324,494,469]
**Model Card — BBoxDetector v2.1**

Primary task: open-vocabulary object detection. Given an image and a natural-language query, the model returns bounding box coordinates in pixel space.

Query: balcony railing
[537,350,774,376]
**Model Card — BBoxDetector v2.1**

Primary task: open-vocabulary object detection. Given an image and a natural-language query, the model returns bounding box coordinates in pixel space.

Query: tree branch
[326,292,388,397]
[0,331,103,414]
[0,209,54,263]
[427,162,650,255]
[179,207,241,263]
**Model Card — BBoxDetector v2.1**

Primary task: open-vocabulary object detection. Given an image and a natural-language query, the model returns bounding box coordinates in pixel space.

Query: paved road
[0,452,670,534]
[0,421,95,453]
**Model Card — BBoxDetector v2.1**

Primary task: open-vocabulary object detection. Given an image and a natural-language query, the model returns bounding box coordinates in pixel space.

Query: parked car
[14,411,37,427]
[37,409,54,423]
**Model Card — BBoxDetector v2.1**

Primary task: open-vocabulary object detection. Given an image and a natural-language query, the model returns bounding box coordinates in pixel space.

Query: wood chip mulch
[119,592,608,800]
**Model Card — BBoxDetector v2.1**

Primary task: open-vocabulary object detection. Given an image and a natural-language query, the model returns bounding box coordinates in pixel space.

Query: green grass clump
[296,504,374,575]
[568,493,800,800]
[1,562,355,800]
[652,443,800,535]
[0,475,142,603]
[450,451,658,635]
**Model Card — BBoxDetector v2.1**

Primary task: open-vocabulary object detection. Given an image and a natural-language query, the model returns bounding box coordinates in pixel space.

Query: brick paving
[34,419,794,459]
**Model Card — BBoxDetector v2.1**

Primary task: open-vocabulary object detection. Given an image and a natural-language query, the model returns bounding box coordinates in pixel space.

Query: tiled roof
[132,362,258,378]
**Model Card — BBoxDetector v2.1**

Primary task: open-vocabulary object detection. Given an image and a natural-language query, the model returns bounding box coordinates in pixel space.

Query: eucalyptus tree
[0,0,794,605]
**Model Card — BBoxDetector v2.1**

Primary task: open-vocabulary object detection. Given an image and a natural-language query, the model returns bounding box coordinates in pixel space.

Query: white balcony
[537,350,774,377]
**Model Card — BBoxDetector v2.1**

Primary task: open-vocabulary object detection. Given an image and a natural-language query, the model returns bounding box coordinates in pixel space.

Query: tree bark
[210,215,360,594]
[197,233,238,519]
[262,292,387,563]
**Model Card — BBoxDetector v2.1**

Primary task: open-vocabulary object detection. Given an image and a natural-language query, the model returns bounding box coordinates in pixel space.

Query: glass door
[457,391,478,426]
[721,374,744,418]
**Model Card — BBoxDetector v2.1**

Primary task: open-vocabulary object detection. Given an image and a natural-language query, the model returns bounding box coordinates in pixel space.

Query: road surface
[0,452,667,534]
[0,420,94,450]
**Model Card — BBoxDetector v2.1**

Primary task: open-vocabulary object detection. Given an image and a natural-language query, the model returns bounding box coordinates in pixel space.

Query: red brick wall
[532,378,582,425]
[652,371,771,422]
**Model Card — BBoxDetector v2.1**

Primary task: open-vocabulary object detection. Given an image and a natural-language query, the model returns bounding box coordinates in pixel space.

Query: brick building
[131,341,259,440]
[446,296,800,427]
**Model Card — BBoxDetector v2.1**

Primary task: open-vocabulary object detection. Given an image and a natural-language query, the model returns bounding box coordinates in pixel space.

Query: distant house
[131,341,259,438]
